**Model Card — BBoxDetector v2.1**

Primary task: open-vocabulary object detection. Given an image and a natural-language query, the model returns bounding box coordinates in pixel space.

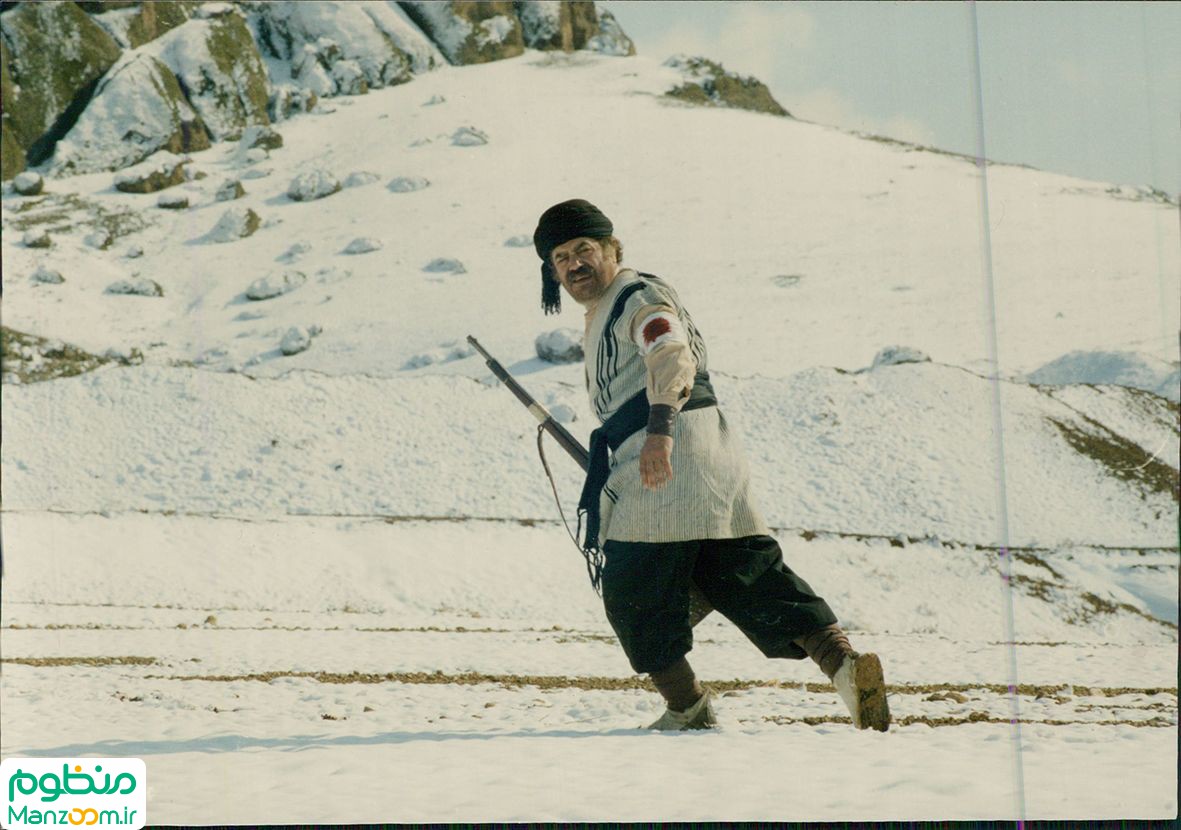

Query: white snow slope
[2,50,1178,823]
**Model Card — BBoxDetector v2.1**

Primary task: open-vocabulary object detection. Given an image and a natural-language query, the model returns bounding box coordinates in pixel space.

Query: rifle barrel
[468,335,589,470]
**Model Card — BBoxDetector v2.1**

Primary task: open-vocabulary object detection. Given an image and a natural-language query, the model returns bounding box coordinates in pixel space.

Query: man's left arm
[632,304,696,490]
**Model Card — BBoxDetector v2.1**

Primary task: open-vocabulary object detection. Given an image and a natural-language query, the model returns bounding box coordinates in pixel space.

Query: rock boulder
[535,328,583,364]
[664,56,790,117]
[153,11,271,141]
[398,1,523,65]
[517,1,634,56]
[249,0,436,98]
[0,1,123,165]
[113,152,189,193]
[53,54,211,175]
[287,168,341,201]
[12,171,42,195]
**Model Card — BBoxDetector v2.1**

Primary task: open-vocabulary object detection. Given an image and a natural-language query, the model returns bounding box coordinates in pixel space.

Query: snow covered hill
[2,17,1177,824]
[2,359,1176,548]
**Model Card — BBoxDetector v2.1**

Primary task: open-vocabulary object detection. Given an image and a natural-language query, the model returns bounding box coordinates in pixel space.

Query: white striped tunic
[584,269,769,545]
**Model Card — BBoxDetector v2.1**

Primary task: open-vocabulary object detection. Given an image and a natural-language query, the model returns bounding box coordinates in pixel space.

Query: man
[533,198,890,732]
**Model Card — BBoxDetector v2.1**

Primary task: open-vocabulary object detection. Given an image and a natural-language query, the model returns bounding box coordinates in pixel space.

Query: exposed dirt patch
[2,656,157,667]
[758,713,1174,728]
[1049,416,1179,503]
[138,670,1177,700]
[6,191,152,245]
[2,326,125,384]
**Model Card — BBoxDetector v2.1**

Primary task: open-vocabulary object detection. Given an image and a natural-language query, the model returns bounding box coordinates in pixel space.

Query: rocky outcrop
[664,56,790,117]
[0,38,23,180]
[248,1,440,98]
[153,9,271,141]
[0,1,123,166]
[585,9,633,56]
[76,2,140,12]
[125,1,200,49]
[53,53,210,174]
[517,1,633,56]
[398,1,523,65]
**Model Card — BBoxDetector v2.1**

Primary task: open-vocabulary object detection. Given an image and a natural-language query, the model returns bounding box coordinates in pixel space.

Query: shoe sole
[853,653,890,732]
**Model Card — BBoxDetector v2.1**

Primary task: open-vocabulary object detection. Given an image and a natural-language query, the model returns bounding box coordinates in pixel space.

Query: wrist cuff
[647,404,677,436]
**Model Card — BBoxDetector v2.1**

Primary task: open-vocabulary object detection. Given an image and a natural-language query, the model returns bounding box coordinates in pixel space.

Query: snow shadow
[18,727,650,757]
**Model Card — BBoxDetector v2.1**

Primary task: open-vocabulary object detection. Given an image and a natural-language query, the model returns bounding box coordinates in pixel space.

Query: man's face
[550,236,619,305]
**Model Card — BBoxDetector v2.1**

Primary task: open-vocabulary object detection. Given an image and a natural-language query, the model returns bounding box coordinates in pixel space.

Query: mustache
[569,265,593,279]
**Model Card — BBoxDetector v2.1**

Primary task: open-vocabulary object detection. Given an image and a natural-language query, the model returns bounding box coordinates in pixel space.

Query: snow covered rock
[277,242,312,263]
[398,1,523,65]
[123,0,197,49]
[586,9,635,56]
[246,271,307,301]
[0,1,122,166]
[157,192,190,210]
[344,171,380,188]
[216,179,245,201]
[518,1,634,56]
[1026,351,1180,402]
[13,172,43,196]
[423,258,466,274]
[1,121,24,182]
[152,12,271,142]
[30,266,64,285]
[535,328,584,364]
[332,59,369,95]
[343,237,383,255]
[451,126,489,146]
[388,175,430,192]
[248,1,437,99]
[504,235,533,247]
[280,325,321,356]
[105,277,164,297]
[209,206,262,242]
[114,152,189,193]
[287,169,341,201]
[404,339,474,369]
[268,85,319,122]
[870,346,932,369]
[125,245,145,259]
[22,229,51,249]
[664,56,790,117]
[238,125,284,152]
[84,230,114,250]
[52,53,211,175]
[422,94,446,106]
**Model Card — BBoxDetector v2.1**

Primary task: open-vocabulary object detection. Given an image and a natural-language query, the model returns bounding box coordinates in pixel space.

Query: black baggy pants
[601,535,838,675]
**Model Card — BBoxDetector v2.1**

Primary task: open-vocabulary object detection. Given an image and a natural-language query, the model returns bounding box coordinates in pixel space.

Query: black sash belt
[576,371,717,591]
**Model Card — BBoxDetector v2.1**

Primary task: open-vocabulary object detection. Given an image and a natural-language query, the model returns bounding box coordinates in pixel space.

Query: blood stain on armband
[642,316,672,346]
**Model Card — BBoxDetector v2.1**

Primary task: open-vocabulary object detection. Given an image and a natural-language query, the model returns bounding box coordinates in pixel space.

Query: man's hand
[640,434,674,490]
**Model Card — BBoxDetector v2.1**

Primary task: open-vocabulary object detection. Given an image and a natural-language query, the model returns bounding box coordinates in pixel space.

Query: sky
[599,1,1180,195]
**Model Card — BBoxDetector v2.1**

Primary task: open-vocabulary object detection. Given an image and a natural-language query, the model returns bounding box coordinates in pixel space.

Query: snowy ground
[2,513,1176,822]
[2,49,1178,822]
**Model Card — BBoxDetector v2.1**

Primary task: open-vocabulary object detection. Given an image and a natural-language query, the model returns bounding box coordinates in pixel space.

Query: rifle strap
[536,424,593,579]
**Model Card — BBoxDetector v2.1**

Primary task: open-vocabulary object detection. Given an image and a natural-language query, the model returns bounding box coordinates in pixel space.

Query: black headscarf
[533,199,614,315]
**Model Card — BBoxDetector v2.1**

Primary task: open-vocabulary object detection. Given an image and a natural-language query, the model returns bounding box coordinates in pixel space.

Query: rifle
[467,335,588,469]
[468,335,715,626]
